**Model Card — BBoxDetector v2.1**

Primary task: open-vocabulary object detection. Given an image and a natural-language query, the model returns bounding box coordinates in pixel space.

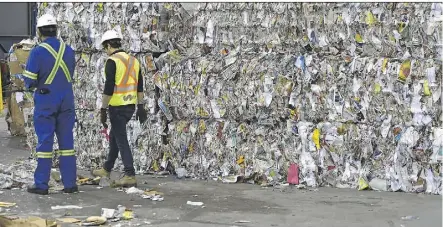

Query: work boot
[91,168,110,178]
[63,186,79,194]
[27,184,49,195]
[111,175,137,188]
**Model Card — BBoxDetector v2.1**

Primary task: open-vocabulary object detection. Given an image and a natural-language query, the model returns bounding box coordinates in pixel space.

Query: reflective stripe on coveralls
[23,70,38,80]
[36,150,76,158]
[39,42,72,84]
[58,149,75,156]
[36,152,52,159]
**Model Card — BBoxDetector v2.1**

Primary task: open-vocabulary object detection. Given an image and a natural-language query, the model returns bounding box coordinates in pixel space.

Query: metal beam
[0,44,7,54]
[0,35,31,38]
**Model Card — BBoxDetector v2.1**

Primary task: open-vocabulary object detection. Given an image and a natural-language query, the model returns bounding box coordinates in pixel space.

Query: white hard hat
[37,14,57,28]
[101,30,121,44]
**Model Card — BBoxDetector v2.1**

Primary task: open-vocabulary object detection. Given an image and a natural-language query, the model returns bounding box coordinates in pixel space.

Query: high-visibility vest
[108,52,140,107]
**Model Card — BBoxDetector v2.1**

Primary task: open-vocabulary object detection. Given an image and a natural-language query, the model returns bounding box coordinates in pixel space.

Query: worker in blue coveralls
[22,14,78,195]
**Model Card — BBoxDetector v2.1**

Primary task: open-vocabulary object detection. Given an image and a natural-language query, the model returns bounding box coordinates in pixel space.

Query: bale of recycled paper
[29,2,443,195]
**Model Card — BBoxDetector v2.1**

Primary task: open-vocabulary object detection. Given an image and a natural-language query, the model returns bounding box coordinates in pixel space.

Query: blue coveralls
[22,37,77,190]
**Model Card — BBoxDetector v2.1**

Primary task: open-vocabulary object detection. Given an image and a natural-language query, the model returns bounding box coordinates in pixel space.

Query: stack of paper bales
[28,3,442,193]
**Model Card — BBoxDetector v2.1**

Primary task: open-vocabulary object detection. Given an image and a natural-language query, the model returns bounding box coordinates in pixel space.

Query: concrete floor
[0,119,441,227]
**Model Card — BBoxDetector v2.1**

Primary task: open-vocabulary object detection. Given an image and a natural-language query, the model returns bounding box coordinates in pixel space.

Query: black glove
[136,104,148,124]
[100,108,108,128]
[152,51,168,58]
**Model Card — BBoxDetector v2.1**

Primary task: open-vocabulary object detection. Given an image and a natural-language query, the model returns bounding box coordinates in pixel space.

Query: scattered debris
[101,205,135,222]
[176,168,187,179]
[358,177,370,191]
[77,175,100,186]
[187,201,204,206]
[49,185,65,193]
[401,216,419,221]
[0,202,16,208]
[142,194,164,201]
[116,205,134,220]
[57,217,81,224]
[81,216,107,226]
[126,187,144,195]
[51,205,83,210]
[114,185,166,201]
[0,161,35,189]
[121,210,134,220]
[141,189,164,201]
[101,208,117,219]
[295,185,307,190]
[275,183,290,190]
[234,220,251,223]
[222,175,242,184]
[0,215,59,227]
[369,178,389,191]
[144,190,164,196]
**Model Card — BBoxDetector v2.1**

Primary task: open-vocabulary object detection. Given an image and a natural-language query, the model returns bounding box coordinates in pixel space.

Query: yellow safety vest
[108,52,140,107]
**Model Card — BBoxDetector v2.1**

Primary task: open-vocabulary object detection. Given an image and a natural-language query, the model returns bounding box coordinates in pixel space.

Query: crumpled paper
[0,161,73,190]
[21,3,443,195]
[0,161,36,189]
